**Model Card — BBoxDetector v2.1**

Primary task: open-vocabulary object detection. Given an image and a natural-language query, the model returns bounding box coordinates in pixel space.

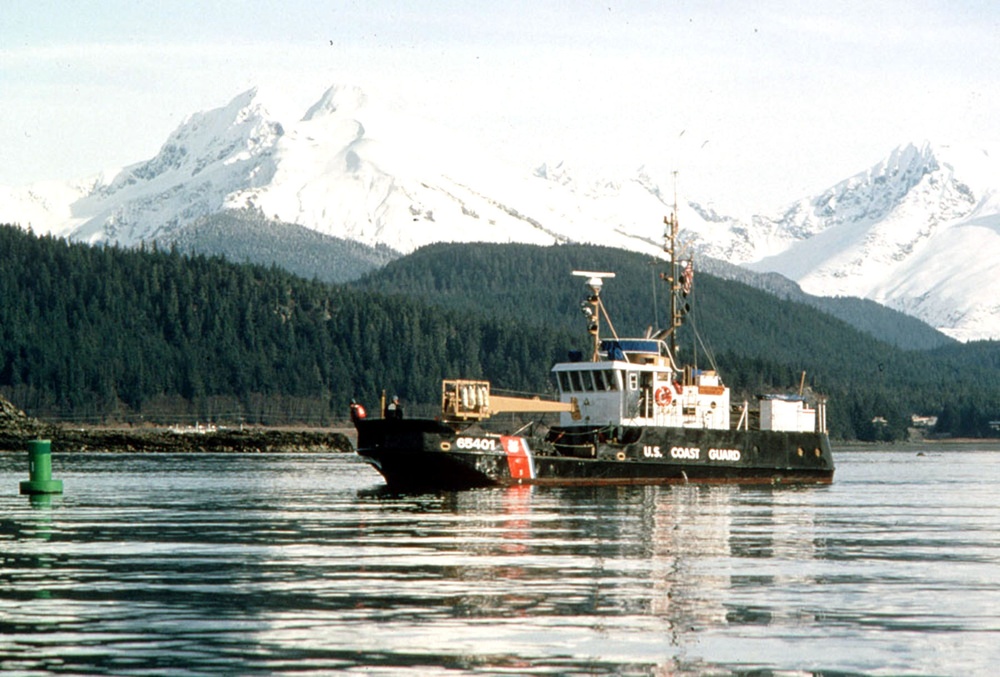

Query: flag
[681,260,693,296]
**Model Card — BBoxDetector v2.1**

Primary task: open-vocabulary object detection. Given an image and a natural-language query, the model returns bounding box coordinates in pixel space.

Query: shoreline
[0,423,355,454]
[834,438,1000,452]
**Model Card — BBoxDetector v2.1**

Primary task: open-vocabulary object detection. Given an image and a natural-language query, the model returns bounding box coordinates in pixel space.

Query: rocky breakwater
[0,395,51,450]
[0,394,353,454]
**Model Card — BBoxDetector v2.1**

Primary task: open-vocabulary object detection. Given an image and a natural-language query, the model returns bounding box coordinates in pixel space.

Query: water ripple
[1,449,999,674]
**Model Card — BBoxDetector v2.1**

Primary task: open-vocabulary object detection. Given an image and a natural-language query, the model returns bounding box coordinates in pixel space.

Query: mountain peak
[880,141,937,171]
[808,142,940,226]
[102,87,282,192]
[302,85,368,122]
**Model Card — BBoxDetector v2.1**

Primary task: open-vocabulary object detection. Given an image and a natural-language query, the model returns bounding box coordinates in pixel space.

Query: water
[2,448,999,675]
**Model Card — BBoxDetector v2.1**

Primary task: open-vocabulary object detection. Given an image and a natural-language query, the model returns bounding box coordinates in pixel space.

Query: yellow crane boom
[441,379,579,421]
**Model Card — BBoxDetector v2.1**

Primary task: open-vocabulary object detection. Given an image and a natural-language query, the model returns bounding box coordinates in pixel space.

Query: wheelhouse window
[558,368,618,392]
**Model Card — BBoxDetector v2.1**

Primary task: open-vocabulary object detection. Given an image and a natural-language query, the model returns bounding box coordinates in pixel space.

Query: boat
[354,211,835,490]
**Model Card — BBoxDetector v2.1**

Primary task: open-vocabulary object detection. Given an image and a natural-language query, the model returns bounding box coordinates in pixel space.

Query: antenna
[672,170,678,226]
[664,171,684,358]
[572,271,615,293]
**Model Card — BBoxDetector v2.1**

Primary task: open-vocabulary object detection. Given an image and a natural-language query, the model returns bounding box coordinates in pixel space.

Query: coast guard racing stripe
[501,436,535,480]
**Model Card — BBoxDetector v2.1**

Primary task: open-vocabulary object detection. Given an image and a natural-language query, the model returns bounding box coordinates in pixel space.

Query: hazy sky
[3,1,999,208]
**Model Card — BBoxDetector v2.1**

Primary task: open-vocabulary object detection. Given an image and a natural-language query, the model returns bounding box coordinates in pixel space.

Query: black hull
[355,418,834,491]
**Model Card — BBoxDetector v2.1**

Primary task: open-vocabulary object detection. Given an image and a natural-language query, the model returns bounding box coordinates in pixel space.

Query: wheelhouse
[552,338,730,430]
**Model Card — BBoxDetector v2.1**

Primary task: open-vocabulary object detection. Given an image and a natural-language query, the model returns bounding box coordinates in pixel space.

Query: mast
[663,171,686,359]
[572,271,616,361]
[664,211,680,358]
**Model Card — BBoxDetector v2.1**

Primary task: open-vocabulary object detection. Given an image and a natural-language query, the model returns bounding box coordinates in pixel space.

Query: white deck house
[552,339,730,429]
[760,395,818,433]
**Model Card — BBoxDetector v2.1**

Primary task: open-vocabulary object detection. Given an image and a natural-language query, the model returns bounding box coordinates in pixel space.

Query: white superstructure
[552,339,730,429]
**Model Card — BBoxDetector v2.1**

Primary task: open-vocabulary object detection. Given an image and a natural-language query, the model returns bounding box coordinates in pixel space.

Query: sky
[3,0,1000,209]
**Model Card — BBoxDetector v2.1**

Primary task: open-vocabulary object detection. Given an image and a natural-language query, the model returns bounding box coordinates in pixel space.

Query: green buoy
[19,439,63,495]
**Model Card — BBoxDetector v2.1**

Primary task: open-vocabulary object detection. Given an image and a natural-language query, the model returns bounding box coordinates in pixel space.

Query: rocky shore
[0,395,353,454]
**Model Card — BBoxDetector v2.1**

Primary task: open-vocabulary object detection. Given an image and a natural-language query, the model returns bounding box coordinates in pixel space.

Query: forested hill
[0,224,574,425]
[165,207,399,283]
[351,241,931,372]
[2,224,1000,439]
[354,242,953,349]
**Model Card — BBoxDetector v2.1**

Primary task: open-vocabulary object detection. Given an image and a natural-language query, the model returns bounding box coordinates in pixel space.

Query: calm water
[1,448,999,676]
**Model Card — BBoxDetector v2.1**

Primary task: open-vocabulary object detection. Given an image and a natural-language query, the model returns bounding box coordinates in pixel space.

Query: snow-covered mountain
[742,143,1000,342]
[7,85,676,256]
[3,84,999,341]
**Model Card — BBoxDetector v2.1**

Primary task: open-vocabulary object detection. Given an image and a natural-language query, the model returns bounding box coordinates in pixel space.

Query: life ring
[654,385,672,406]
